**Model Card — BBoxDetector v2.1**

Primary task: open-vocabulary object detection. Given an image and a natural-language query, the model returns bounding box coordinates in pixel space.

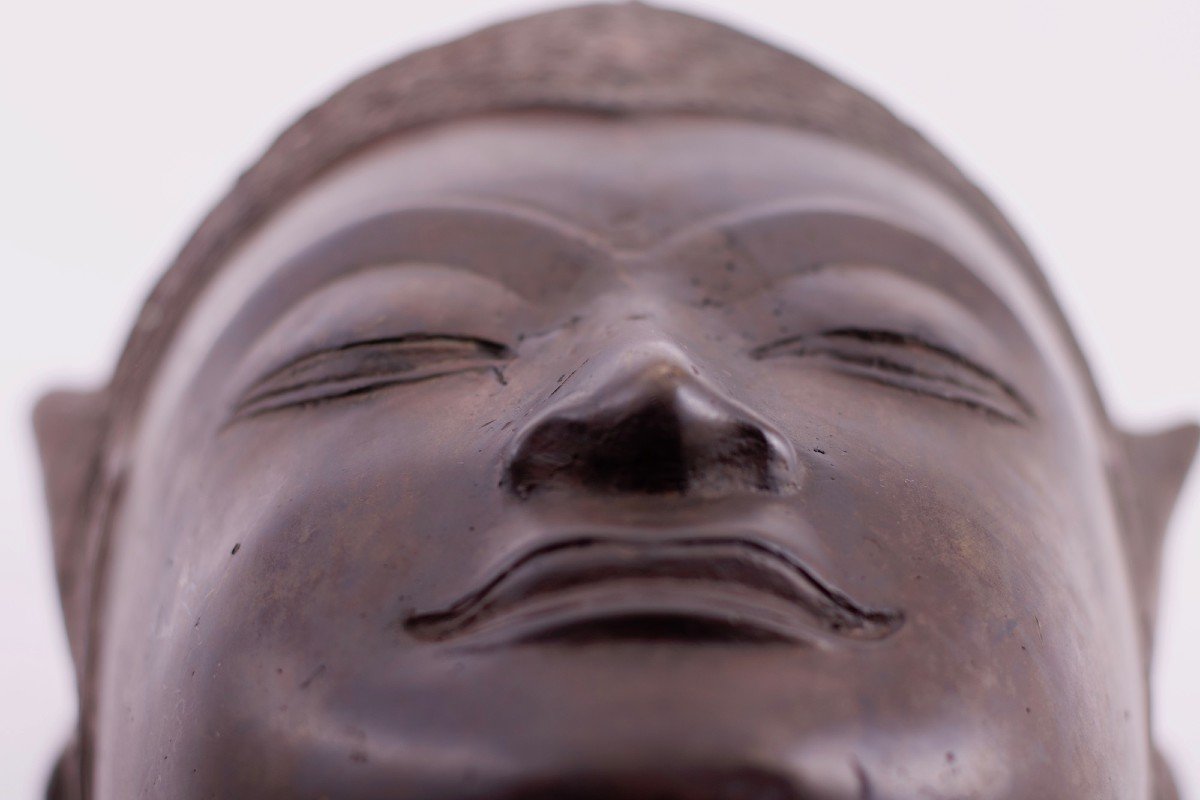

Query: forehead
[327,112,939,251]
[135,112,1098,443]
[239,111,1016,256]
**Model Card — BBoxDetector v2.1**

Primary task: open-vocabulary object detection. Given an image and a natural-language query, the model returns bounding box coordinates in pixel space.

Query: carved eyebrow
[753,327,1036,423]
[649,204,1022,316]
[422,195,617,249]
[244,201,611,311]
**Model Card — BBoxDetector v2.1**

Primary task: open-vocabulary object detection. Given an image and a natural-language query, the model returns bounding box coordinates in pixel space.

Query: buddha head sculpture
[33,4,1198,799]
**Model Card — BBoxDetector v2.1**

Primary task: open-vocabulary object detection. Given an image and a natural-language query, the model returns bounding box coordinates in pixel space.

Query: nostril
[688,422,776,495]
[506,399,689,498]
[505,395,791,499]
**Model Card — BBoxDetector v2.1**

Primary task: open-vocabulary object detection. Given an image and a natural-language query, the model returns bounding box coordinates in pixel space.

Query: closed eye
[751,327,1034,425]
[230,334,512,422]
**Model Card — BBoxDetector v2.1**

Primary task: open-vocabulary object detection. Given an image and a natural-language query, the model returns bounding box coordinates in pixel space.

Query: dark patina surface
[34,5,1196,799]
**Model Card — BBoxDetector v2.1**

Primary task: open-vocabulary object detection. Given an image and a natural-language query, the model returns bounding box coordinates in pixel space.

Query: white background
[2,1,1197,797]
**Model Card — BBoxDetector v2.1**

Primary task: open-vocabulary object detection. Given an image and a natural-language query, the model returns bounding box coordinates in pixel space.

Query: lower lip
[413,579,837,649]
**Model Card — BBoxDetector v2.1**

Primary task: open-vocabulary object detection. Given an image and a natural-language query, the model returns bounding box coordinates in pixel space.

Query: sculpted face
[41,112,1193,799]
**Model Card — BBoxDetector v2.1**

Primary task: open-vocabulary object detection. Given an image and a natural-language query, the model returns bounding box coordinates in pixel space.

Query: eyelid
[230,334,512,423]
[752,327,1035,424]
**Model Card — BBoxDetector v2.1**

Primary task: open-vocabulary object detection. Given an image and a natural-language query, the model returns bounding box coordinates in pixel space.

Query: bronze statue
[33,4,1196,798]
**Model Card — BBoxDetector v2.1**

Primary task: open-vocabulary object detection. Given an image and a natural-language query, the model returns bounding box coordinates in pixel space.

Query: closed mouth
[403,537,903,647]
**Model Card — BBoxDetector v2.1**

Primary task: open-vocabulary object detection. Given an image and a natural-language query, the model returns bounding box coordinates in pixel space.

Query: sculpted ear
[1115,421,1199,653]
[33,388,111,680]
[1113,422,1196,800]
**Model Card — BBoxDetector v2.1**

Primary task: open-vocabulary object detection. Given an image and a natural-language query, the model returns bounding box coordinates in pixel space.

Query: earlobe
[1110,422,1196,800]
[32,387,110,680]
[1114,420,1199,656]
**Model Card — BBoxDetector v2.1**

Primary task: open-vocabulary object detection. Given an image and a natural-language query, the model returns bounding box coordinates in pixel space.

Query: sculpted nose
[505,345,797,498]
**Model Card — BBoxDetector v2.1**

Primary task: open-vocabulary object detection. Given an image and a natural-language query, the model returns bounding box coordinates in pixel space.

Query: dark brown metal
[33,5,1197,799]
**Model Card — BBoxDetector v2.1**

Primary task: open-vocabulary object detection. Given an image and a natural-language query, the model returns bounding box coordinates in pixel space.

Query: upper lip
[403,535,904,646]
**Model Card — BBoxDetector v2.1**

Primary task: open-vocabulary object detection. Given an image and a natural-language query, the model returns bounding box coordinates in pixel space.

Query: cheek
[745,368,1148,782]
[191,369,523,602]
[105,373,518,658]
[95,374,530,778]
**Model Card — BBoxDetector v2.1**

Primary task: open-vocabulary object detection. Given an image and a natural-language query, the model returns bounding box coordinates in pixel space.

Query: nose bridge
[505,327,799,498]
[593,337,710,413]
[594,341,770,440]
